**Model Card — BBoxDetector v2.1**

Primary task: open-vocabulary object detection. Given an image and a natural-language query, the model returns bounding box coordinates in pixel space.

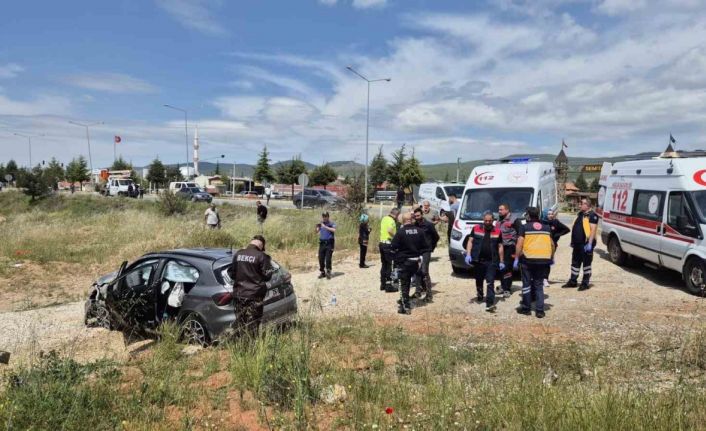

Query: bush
[157,190,187,216]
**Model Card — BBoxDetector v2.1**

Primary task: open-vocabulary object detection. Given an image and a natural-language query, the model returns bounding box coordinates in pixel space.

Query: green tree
[575,174,589,192]
[277,156,308,196]
[146,159,167,190]
[400,149,425,189]
[369,147,388,189]
[66,156,90,191]
[214,161,221,175]
[165,165,183,183]
[110,156,132,171]
[253,145,275,184]
[44,157,65,190]
[344,172,368,215]
[589,177,600,193]
[387,144,406,187]
[0,163,6,184]
[17,166,50,201]
[5,159,19,182]
[309,163,338,189]
[443,171,450,182]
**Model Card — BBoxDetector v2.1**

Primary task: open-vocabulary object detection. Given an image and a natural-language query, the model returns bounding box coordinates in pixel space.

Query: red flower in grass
[385,407,394,415]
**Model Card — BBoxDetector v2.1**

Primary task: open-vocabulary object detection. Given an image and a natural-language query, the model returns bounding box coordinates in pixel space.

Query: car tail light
[212,292,233,306]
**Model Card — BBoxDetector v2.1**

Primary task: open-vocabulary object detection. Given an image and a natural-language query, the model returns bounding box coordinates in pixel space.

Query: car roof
[142,248,233,261]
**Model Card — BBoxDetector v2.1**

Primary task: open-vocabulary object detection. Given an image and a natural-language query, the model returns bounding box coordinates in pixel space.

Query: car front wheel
[608,236,627,266]
[180,314,211,346]
[684,258,706,296]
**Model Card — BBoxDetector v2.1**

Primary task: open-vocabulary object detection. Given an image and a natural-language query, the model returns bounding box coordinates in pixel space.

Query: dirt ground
[1,238,705,366]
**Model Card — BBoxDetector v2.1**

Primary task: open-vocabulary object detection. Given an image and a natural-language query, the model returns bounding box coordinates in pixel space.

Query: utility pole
[456,157,461,183]
[69,121,103,185]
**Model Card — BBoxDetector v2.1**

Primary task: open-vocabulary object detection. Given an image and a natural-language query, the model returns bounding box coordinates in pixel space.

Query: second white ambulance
[448,160,558,274]
[598,155,706,294]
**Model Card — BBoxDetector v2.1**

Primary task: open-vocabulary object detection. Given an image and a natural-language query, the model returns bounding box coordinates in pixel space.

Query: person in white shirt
[264,186,272,205]
[204,203,220,229]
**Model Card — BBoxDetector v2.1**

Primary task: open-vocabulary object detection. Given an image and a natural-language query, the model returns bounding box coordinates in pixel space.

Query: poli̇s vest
[522,221,554,265]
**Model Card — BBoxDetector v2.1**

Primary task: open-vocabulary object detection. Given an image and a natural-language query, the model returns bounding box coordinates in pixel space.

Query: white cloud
[213,96,267,118]
[0,94,72,116]
[63,73,157,94]
[352,0,387,9]
[154,0,226,36]
[318,0,338,5]
[595,0,647,15]
[0,63,23,79]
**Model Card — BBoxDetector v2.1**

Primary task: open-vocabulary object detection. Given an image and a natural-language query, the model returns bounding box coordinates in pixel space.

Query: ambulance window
[633,190,664,221]
[668,193,698,237]
[435,187,445,200]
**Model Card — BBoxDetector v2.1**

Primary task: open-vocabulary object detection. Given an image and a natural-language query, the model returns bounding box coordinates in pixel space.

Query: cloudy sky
[1,0,706,169]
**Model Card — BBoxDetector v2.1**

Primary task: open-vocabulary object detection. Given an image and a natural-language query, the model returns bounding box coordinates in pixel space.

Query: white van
[448,160,558,274]
[598,155,706,294]
[418,182,465,214]
[169,181,199,193]
[107,178,135,196]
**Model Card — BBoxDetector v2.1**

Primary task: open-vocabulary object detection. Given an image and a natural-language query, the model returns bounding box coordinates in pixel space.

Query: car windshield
[692,191,706,223]
[460,188,534,220]
[118,180,131,185]
[444,186,464,198]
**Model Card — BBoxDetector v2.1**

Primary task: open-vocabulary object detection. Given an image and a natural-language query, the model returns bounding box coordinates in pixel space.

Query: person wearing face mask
[464,211,505,312]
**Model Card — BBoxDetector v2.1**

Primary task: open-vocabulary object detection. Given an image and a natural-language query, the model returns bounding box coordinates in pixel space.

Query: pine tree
[575,174,589,192]
[165,165,183,183]
[17,166,50,201]
[44,157,65,190]
[66,156,90,191]
[387,144,406,187]
[589,177,600,193]
[146,159,167,190]
[309,163,338,189]
[5,160,19,182]
[110,156,132,171]
[369,147,388,189]
[253,145,275,184]
[400,149,425,189]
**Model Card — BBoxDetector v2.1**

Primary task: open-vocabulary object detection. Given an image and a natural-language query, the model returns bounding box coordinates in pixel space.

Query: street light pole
[13,132,43,167]
[69,121,103,184]
[456,157,461,183]
[346,66,391,205]
[163,104,189,178]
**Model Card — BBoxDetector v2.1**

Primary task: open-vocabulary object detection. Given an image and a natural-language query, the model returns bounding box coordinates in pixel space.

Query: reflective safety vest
[521,221,554,265]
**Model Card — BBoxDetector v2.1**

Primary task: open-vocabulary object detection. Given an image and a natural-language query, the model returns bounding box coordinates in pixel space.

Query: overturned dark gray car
[84,248,297,345]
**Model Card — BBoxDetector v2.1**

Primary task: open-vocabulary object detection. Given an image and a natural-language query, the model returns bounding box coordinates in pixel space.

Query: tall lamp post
[13,132,44,167]
[69,120,103,184]
[163,104,190,178]
[346,66,391,204]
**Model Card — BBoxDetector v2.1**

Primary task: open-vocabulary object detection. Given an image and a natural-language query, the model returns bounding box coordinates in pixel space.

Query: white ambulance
[597,155,706,294]
[417,182,465,215]
[448,160,558,274]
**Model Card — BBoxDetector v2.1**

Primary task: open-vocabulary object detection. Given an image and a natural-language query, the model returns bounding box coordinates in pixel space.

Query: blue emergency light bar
[502,157,532,164]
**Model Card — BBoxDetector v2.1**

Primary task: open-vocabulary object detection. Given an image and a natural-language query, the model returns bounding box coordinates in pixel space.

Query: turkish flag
[114,135,121,144]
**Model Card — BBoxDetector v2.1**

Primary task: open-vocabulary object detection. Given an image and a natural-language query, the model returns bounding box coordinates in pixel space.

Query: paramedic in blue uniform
[464,211,505,313]
[514,207,554,318]
[562,198,599,291]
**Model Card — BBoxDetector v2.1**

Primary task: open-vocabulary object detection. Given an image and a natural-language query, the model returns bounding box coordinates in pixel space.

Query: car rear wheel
[683,258,706,296]
[180,314,211,346]
[608,236,627,266]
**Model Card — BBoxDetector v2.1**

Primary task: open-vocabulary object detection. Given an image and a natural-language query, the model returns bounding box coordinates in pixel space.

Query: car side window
[435,187,445,200]
[667,192,698,237]
[163,260,200,284]
[633,190,665,221]
[121,260,159,290]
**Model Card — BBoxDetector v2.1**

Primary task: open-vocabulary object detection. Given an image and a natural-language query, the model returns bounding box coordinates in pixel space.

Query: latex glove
[498,262,506,271]
[464,255,473,266]
[584,243,593,253]
[513,258,519,271]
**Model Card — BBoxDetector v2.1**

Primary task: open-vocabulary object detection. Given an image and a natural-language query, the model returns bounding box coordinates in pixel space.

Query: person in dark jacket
[396,186,405,210]
[358,214,371,268]
[256,201,268,233]
[227,235,274,337]
[316,212,336,279]
[464,211,505,312]
[541,209,570,286]
[413,207,440,302]
[391,213,429,314]
[496,203,523,297]
[514,207,555,318]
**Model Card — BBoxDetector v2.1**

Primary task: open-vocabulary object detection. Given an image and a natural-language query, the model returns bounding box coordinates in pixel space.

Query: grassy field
[2,317,706,430]
[0,191,376,310]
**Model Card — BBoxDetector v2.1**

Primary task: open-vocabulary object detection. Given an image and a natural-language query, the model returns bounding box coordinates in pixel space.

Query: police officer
[380,208,401,292]
[497,203,523,297]
[391,213,429,314]
[514,207,554,318]
[316,212,336,279]
[227,235,274,337]
[464,211,505,312]
[562,198,599,291]
[413,206,440,302]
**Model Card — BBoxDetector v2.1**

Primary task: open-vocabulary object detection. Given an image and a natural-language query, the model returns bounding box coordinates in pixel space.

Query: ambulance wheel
[683,258,706,296]
[608,236,627,266]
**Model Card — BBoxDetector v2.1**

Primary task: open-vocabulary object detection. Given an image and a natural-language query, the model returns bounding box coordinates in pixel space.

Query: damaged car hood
[94,270,119,286]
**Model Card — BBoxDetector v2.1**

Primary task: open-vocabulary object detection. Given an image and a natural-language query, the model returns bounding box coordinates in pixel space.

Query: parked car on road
[84,248,298,345]
[176,187,213,203]
[294,188,346,209]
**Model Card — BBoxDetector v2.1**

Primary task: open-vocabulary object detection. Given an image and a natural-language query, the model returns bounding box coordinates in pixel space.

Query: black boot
[562,280,578,288]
